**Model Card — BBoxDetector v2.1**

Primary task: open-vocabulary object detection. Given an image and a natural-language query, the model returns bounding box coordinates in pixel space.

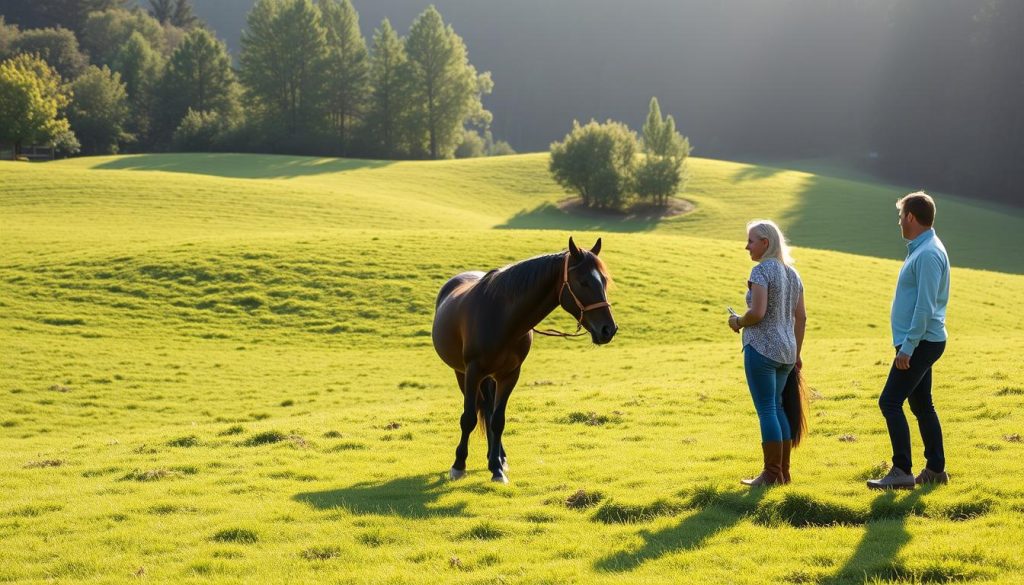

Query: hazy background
[161,0,1022,205]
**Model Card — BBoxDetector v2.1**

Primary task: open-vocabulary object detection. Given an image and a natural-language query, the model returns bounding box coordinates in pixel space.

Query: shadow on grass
[497,202,666,233]
[781,168,1024,274]
[593,488,766,572]
[731,163,788,182]
[819,485,938,585]
[93,153,393,179]
[294,473,467,519]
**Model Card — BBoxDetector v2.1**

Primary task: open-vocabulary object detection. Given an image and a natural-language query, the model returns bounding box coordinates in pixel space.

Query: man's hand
[894,352,912,370]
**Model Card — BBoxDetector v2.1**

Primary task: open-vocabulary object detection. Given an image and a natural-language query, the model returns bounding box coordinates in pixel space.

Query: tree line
[0,0,511,159]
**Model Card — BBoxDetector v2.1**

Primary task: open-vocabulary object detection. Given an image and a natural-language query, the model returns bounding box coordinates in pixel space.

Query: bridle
[533,252,611,338]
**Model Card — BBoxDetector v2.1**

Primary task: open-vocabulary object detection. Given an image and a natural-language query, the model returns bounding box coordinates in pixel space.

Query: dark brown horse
[432,237,617,483]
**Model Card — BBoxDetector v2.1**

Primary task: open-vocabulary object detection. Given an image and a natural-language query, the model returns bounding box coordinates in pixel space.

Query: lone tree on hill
[635,97,691,206]
[549,119,639,210]
[0,53,73,155]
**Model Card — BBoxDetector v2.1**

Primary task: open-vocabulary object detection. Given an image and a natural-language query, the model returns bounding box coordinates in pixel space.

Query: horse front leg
[450,364,481,480]
[488,367,520,483]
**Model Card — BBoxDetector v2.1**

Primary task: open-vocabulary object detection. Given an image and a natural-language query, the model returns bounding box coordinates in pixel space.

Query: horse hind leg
[450,367,480,480]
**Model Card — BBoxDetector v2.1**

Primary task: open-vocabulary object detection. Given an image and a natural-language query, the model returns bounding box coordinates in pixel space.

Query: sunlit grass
[1,154,1022,584]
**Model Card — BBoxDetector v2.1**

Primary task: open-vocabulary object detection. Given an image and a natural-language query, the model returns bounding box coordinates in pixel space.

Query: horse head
[562,236,617,345]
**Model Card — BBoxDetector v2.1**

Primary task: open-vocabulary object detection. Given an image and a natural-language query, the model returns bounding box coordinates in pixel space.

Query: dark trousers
[878,340,946,474]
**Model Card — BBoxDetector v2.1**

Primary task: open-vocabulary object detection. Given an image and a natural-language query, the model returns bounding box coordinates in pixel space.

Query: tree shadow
[293,473,468,519]
[593,488,767,572]
[819,485,936,585]
[497,201,667,233]
[93,153,393,179]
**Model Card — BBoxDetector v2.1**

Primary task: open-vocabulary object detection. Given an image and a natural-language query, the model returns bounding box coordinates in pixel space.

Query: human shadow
[593,487,767,572]
[93,153,393,180]
[293,473,467,519]
[818,485,936,585]
[497,201,669,233]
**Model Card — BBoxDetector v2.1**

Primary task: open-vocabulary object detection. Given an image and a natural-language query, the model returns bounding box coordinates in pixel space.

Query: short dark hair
[897,191,936,227]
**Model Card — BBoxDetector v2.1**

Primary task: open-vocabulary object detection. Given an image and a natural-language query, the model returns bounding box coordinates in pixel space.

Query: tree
[0,54,73,155]
[0,1,129,37]
[81,8,167,68]
[160,28,238,137]
[363,18,411,158]
[318,0,369,154]
[636,97,691,205]
[404,6,492,159]
[642,97,689,159]
[113,32,165,147]
[11,27,89,80]
[67,65,130,154]
[0,17,20,60]
[239,0,328,141]
[549,120,638,210]
[149,0,199,29]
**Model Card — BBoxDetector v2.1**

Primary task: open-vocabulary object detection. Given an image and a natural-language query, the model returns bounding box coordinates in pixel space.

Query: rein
[532,253,611,339]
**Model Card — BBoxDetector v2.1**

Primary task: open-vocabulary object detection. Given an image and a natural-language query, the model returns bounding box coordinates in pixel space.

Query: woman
[728,219,807,486]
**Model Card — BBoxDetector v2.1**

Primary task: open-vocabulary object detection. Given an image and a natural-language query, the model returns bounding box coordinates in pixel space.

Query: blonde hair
[747,219,795,266]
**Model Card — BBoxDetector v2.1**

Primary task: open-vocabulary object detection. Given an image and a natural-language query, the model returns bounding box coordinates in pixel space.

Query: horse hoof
[449,467,467,481]
[491,472,508,484]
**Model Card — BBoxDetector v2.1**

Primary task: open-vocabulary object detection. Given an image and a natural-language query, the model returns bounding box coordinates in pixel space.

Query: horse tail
[477,378,495,438]
[782,367,808,447]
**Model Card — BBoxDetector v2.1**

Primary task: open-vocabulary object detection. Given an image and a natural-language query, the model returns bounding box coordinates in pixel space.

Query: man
[868,192,951,490]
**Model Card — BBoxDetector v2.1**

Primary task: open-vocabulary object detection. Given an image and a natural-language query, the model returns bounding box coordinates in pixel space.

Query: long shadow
[293,473,467,519]
[781,168,1024,274]
[497,202,666,233]
[819,485,936,585]
[93,153,393,180]
[593,488,766,572]
[731,163,788,182]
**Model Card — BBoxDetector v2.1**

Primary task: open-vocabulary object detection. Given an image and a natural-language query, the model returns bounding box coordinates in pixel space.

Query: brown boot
[741,442,784,486]
[781,440,793,484]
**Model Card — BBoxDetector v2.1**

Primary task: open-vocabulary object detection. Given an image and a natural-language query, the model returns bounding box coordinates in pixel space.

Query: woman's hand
[728,315,741,333]
[795,356,803,371]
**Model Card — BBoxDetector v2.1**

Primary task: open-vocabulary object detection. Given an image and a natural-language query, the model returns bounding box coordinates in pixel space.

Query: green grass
[1,153,1023,584]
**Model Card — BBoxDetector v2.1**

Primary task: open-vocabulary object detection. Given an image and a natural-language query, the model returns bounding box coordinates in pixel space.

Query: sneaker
[915,468,950,485]
[866,466,915,490]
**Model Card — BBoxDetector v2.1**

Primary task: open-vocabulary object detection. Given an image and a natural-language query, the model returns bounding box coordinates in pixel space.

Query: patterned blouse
[742,258,803,365]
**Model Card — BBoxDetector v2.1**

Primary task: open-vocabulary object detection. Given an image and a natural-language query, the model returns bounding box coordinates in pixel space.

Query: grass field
[1,153,1023,584]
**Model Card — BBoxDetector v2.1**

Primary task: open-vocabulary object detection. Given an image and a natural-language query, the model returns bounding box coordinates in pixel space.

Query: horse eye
[580,280,591,289]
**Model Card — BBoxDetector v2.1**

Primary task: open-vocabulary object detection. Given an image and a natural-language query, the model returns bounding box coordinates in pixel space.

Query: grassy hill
[1,154,1023,584]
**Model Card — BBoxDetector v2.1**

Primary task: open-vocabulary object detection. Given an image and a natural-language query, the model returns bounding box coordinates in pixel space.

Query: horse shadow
[819,485,937,585]
[594,488,767,572]
[293,473,468,519]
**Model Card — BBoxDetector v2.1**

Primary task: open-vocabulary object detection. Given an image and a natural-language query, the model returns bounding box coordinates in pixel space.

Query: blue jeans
[744,345,794,442]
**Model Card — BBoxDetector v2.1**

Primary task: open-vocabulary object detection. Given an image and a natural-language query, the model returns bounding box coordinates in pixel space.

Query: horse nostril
[601,324,616,341]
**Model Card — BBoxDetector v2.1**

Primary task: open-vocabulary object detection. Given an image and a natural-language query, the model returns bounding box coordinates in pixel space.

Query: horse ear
[568,236,581,258]
[591,237,602,256]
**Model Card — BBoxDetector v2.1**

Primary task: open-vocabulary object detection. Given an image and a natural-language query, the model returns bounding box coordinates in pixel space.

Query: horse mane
[481,250,612,300]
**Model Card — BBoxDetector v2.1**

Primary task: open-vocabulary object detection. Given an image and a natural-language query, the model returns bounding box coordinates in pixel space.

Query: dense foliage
[0,0,505,159]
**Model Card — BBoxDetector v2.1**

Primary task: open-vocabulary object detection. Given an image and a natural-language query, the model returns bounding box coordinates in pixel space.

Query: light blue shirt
[891,229,949,356]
